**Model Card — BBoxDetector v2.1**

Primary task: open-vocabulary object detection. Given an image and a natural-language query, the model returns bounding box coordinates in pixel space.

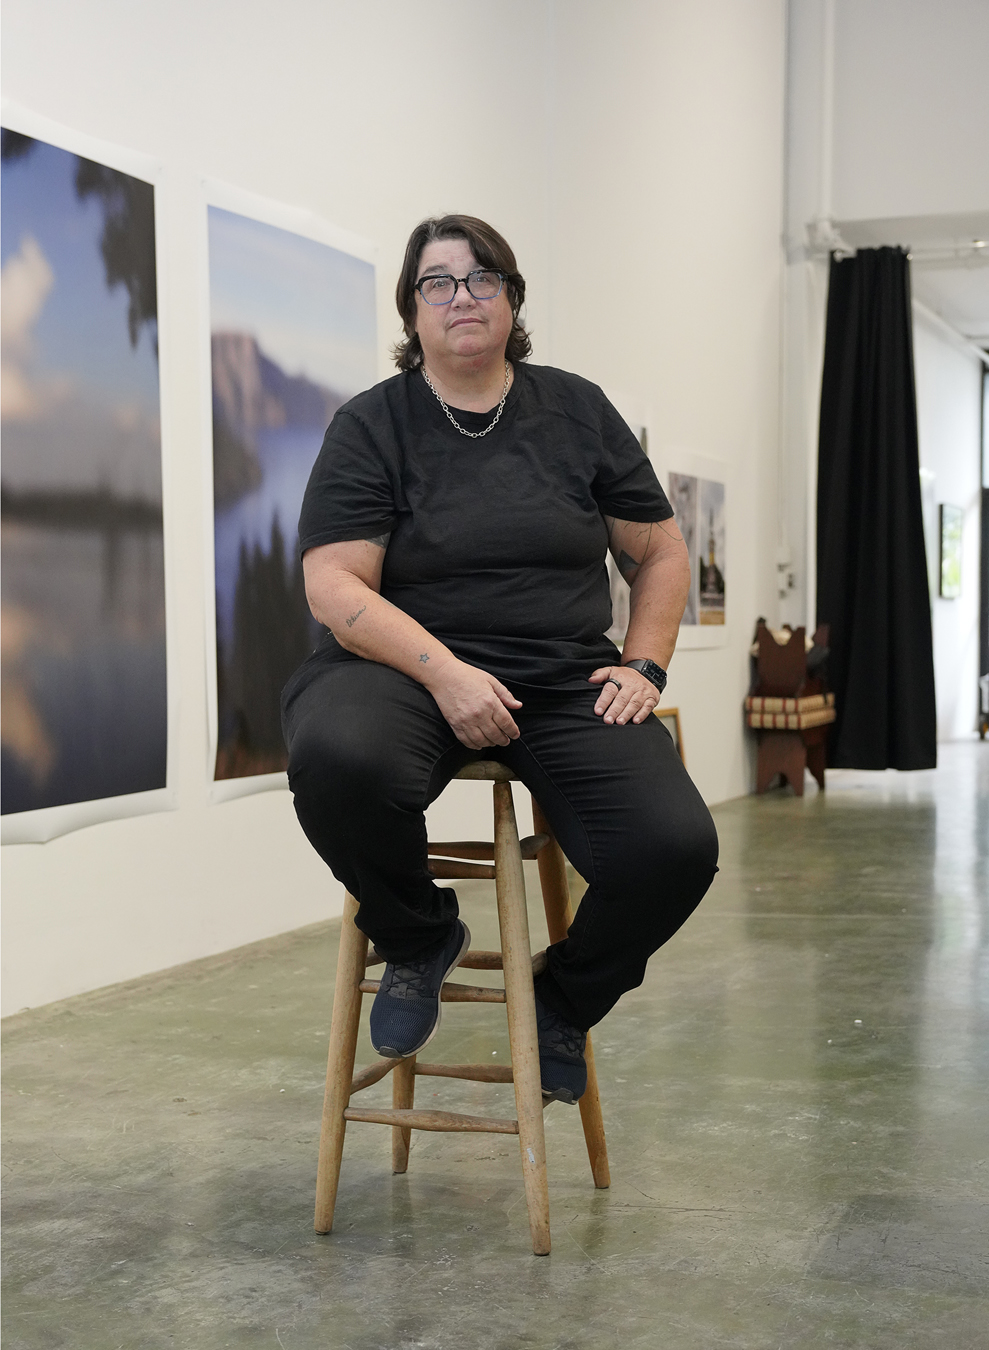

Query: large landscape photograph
[1,129,166,816]
[209,206,376,780]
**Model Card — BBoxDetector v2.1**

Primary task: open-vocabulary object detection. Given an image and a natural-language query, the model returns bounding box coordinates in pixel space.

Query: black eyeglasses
[415,269,505,305]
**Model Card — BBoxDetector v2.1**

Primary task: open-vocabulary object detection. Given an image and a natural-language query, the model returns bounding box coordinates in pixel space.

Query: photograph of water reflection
[0,130,166,816]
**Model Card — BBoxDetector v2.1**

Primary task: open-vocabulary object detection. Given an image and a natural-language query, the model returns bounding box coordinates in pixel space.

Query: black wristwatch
[623,658,668,693]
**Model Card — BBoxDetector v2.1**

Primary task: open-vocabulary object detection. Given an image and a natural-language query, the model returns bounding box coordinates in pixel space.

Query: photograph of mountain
[1,129,166,816]
[208,206,376,780]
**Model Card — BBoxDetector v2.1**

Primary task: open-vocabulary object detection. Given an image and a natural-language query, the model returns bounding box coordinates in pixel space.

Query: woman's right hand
[425,659,522,749]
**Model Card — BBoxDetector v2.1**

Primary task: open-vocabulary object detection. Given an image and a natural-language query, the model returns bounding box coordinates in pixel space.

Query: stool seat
[313,762,610,1255]
[453,759,518,781]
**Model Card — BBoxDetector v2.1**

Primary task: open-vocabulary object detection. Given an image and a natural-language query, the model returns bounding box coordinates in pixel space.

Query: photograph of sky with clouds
[1,134,167,815]
[209,207,376,404]
[1,137,161,499]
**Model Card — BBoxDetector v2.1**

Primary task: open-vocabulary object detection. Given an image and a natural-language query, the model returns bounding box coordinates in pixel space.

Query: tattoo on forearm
[618,549,641,583]
[345,606,366,628]
[657,520,686,546]
[605,515,687,580]
[419,653,430,663]
[363,531,391,548]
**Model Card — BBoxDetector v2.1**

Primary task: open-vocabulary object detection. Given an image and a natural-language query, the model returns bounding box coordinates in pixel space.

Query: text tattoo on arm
[341,533,390,628]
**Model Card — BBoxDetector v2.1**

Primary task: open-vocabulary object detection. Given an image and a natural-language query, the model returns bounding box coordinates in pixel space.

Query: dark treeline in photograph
[215,515,318,779]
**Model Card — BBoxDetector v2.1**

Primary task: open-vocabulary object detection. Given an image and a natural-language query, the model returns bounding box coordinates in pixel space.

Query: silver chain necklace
[421,361,511,439]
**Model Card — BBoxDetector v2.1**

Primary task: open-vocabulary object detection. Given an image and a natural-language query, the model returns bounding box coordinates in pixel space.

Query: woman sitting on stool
[282,214,719,1104]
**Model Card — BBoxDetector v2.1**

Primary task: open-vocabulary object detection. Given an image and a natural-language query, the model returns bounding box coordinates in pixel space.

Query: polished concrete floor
[3,742,988,1349]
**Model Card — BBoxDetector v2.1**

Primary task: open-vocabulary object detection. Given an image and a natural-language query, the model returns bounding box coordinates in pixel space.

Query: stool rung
[366,948,503,969]
[415,1061,514,1084]
[349,1058,402,1096]
[427,834,549,862]
[459,951,503,970]
[365,948,547,974]
[358,979,505,1003]
[344,1106,519,1134]
[429,859,496,880]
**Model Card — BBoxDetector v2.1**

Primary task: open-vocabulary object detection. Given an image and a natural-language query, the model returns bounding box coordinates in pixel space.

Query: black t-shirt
[297,362,673,689]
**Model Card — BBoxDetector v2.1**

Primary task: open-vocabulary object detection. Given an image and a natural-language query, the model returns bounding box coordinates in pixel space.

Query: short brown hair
[392,214,531,371]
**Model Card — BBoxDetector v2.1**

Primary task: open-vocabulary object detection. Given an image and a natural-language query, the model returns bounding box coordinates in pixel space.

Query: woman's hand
[426,660,523,749]
[588,665,660,725]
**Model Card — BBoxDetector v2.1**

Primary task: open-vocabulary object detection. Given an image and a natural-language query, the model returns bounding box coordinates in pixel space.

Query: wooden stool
[313,760,610,1255]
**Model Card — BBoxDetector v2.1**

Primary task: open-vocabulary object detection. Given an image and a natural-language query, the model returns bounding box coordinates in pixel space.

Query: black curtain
[981,367,988,711]
[816,246,937,769]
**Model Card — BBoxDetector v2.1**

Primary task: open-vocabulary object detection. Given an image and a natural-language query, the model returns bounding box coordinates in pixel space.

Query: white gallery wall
[546,0,786,803]
[913,313,983,740]
[1,0,787,1013]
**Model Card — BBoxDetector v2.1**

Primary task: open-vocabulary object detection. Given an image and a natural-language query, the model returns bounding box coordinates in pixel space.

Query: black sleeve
[591,395,673,522]
[297,410,398,556]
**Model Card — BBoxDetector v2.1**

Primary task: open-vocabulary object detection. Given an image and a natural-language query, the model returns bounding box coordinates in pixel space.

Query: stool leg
[493,781,551,1256]
[392,1057,416,1173]
[314,891,368,1234]
[531,801,611,1190]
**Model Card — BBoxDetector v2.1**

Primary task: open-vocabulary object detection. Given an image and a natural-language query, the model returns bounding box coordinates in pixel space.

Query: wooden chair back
[754,622,807,697]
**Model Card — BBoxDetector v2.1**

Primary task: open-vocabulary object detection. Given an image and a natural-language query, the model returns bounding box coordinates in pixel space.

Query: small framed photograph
[939,504,962,599]
[655,707,685,764]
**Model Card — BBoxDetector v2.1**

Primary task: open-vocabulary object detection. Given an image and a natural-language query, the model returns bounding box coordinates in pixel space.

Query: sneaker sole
[541,1086,580,1106]
[376,921,472,1059]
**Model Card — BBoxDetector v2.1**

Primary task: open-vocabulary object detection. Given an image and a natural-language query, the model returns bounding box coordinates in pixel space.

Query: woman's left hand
[588,665,660,725]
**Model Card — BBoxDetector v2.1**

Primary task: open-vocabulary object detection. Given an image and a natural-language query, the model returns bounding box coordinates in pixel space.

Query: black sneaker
[535,995,587,1104]
[369,920,471,1058]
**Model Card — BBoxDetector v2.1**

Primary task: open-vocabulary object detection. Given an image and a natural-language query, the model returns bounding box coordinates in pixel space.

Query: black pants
[282,658,719,1031]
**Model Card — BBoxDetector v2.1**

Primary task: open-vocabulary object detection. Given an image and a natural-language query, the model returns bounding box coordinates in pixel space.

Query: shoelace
[386,957,437,999]
[537,1007,586,1059]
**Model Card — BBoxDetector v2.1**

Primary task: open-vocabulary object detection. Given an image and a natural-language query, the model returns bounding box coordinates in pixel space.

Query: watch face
[643,660,667,691]
[627,658,667,690]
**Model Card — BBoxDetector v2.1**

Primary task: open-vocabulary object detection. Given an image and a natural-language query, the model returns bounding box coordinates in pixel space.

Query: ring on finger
[604,676,622,690]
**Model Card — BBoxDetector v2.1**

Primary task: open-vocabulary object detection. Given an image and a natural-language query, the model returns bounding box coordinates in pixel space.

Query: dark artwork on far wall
[1,130,166,815]
[209,206,376,780]
[939,503,962,599]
